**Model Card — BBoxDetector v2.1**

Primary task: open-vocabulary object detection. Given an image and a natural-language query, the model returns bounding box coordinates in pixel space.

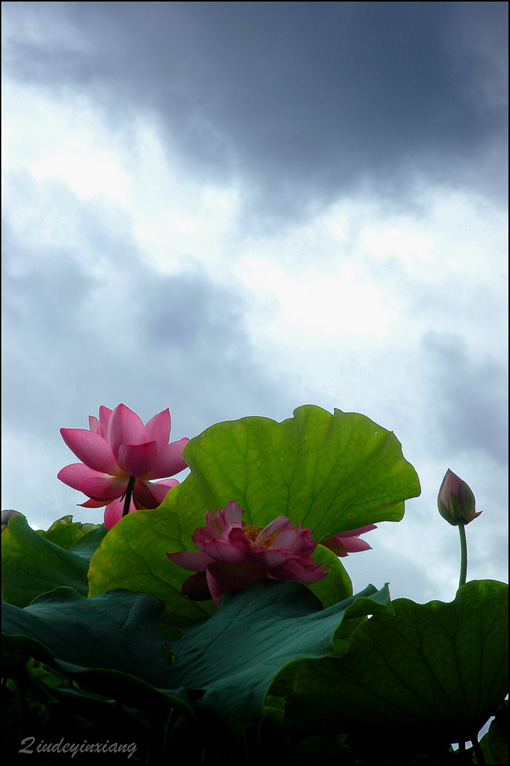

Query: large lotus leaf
[88,405,417,619]
[175,405,420,541]
[1,586,179,691]
[283,580,508,742]
[166,579,391,731]
[1,515,93,606]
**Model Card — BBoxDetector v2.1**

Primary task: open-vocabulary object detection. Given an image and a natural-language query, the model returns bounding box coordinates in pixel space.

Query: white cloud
[3,81,128,201]
[127,124,242,275]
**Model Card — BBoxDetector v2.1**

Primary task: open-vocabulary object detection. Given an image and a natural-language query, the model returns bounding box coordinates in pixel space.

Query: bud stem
[472,734,486,766]
[458,520,468,589]
[122,476,136,518]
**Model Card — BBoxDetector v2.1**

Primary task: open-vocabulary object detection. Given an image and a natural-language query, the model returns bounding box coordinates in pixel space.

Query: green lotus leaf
[283,580,508,743]
[1,516,94,606]
[1,587,178,691]
[88,406,418,624]
[178,404,421,540]
[36,515,103,550]
[166,579,391,730]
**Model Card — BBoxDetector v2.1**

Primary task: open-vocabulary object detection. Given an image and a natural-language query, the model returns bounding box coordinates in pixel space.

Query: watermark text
[19,737,137,760]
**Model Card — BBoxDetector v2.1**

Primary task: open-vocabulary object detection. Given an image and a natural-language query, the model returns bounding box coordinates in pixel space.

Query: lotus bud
[437,470,482,526]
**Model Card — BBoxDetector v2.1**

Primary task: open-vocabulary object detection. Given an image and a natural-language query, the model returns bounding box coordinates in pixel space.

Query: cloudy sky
[2,1,508,605]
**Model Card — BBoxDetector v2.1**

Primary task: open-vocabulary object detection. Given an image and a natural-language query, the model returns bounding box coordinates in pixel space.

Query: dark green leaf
[487,701,509,765]
[284,580,508,742]
[68,524,109,562]
[1,516,90,605]
[1,587,177,689]
[167,579,391,730]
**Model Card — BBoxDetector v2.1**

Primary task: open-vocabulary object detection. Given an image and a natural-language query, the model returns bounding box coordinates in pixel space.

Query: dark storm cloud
[1,173,298,449]
[420,331,508,465]
[3,1,507,227]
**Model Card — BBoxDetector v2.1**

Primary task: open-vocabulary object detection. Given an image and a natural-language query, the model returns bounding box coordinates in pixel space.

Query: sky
[2,1,508,606]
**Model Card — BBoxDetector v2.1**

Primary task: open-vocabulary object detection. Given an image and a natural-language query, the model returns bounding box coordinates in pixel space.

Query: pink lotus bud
[437,469,482,526]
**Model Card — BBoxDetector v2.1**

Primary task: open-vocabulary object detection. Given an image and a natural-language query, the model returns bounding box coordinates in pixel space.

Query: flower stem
[472,735,485,766]
[458,520,468,589]
[122,476,136,518]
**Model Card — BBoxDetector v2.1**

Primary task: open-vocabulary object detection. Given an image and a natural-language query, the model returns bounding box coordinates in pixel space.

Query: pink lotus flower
[58,404,189,528]
[321,525,377,557]
[167,501,328,605]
